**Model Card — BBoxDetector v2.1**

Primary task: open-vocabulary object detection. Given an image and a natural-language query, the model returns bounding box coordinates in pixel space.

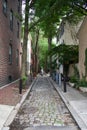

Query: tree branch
[28,0,59,31]
[74,3,87,14]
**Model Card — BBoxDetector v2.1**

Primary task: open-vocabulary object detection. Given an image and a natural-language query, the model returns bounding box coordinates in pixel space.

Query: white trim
[0,79,20,90]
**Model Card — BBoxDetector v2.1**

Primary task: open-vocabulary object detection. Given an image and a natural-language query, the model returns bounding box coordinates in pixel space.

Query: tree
[32,0,87,73]
[33,28,40,74]
[21,0,30,77]
[38,34,48,71]
[49,44,78,75]
[21,0,35,77]
[32,0,87,30]
[22,0,87,77]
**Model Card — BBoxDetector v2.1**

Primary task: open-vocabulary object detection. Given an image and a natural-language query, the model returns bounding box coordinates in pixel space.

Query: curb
[2,78,37,130]
[48,77,87,130]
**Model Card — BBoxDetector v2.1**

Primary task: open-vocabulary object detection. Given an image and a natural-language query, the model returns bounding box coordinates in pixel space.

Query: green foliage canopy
[38,35,48,67]
[23,0,87,39]
[49,44,79,65]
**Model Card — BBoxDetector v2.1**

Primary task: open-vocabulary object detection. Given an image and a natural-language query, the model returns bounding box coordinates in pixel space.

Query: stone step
[24,125,79,130]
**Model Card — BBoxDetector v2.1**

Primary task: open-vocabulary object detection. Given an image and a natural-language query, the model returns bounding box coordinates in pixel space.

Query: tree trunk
[34,29,39,74]
[21,0,29,77]
[48,36,52,74]
[45,52,48,72]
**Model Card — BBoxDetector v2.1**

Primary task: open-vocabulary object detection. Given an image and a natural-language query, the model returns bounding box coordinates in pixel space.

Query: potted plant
[69,75,78,87]
[78,78,87,92]
[22,76,27,88]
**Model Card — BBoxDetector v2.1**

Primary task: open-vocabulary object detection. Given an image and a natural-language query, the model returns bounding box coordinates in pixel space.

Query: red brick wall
[0,79,20,90]
[0,0,22,86]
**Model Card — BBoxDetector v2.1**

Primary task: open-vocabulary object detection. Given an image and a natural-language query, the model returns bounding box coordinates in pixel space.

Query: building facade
[0,0,22,87]
[57,20,80,45]
[77,16,87,79]
[56,20,81,77]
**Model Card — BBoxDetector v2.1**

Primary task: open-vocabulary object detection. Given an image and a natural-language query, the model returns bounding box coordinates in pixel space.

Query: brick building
[0,0,22,87]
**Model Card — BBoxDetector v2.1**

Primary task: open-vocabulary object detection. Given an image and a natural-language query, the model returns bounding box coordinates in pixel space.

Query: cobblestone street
[10,76,79,130]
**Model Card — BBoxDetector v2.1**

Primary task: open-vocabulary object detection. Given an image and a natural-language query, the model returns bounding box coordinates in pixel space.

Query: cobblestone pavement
[10,76,79,130]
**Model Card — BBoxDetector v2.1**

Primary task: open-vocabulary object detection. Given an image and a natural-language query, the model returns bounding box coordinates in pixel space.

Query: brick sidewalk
[0,85,29,106]
[0,75,33,106]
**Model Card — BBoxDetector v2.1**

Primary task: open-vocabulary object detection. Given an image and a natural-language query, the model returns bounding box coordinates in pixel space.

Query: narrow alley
[10,76,79,130]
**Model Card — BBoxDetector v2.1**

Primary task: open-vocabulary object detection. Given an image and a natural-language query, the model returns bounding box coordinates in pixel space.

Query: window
[10,10,13,30]
[16,49,19,66]
[17,22,19,38]
[9,44,12,64]
[3,0,7,15]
